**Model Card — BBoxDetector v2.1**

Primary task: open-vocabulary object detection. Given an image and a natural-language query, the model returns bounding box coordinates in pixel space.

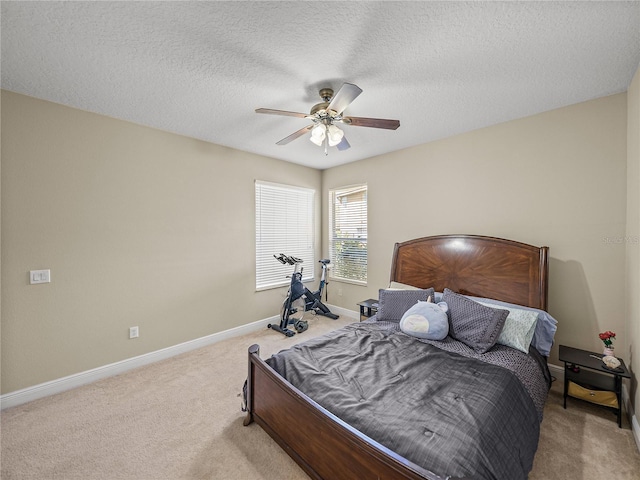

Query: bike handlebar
[274,253,303,265]
[274,254,332,268]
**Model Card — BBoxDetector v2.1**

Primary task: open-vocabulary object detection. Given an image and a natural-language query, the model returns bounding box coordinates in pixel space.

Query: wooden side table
[357,299,378,322]
[559,344,630,427]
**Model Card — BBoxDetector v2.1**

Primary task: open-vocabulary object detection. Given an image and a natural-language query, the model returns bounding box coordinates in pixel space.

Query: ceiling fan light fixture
[256,82,400,153]
[327,124,344,147]
[309,124,326,146]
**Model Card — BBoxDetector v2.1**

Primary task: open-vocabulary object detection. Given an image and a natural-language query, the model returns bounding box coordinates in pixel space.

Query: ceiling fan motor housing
[318,88,334,102]
[310,88,335,116]
[310,102,330,116]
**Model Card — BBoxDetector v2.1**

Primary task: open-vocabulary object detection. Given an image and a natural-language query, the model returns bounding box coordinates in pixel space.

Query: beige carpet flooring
[2,314,640,479]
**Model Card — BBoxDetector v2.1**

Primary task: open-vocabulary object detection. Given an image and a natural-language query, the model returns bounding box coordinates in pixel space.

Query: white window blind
[255,181,315,290]
[329,184,367,283]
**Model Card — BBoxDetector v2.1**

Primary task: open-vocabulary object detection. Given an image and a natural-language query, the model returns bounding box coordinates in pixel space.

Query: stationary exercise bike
[268,254,340,337]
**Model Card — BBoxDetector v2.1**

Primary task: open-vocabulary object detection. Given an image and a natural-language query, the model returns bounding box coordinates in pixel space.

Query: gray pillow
[376,288,435,322]
[443,288,509,353]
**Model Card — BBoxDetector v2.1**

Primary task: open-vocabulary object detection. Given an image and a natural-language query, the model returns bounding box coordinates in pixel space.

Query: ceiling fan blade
[256,108,309,118]
[276,125,313,145]
[336,136,350,151]
[326,83,362,115]
[342,116,400,130]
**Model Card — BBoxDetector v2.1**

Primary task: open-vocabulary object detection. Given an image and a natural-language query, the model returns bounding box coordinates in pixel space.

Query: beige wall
[627,64,640,420]
[1,91,322,393]
[323,93,628,367]
[1,88,632,397]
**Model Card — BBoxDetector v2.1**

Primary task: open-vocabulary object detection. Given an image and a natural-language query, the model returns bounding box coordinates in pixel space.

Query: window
[329,184,367,283]
[255,181,315,290]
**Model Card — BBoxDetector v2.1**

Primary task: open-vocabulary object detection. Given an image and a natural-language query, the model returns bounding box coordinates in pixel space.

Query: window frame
[255,180,315,291]
[328,184,368,285]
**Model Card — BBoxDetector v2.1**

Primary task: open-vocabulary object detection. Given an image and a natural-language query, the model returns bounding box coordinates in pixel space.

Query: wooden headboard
[390,234,549,311]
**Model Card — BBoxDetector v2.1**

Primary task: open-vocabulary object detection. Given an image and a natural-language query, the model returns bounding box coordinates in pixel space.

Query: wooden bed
[243,234,549,480]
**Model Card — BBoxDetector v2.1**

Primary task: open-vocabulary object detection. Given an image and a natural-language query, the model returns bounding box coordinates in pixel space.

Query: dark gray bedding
[266,321,551,480]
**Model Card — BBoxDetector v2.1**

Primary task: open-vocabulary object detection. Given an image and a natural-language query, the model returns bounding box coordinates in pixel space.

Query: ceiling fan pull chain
[324,130,329,156]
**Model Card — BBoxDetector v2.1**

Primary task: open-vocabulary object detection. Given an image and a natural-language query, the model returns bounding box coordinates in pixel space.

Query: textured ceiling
[2,1,639,169]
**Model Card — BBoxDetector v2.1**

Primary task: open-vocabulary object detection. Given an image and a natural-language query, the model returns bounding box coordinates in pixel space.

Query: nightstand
[559,344,630,427]
[357,299,378,322]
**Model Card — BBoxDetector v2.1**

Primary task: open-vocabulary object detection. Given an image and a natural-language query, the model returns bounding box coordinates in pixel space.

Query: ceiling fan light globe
[310,124,326,146]
[327,125,344,146]
[309,135,324,146]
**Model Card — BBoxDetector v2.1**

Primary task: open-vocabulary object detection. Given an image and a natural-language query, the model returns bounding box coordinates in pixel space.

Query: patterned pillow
[443,288,509,353]
[478,302,538,353]
[376,288,434,322]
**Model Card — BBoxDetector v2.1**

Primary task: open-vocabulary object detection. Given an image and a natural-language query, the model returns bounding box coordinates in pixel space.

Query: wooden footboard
[243,344,450,480]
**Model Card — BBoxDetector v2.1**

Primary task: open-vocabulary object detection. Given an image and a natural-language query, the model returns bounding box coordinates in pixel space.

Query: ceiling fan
[255,83,400,155]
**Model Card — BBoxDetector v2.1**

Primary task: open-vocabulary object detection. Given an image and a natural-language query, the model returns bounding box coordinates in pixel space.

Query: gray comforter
[266,321,551,480]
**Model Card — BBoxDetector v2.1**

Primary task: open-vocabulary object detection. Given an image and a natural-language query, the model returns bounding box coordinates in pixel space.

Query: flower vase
[603,346,615,357]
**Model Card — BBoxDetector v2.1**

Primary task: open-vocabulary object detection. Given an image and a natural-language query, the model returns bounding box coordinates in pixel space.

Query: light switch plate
[30,269,51,284]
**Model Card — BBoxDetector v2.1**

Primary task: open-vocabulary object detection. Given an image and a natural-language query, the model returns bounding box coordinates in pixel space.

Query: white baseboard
[633,414,640,452]
[0,305,359,411]
[627,393,640,453]
[0,314,280,410]
[324,304,358,320]
[548,362,564,383]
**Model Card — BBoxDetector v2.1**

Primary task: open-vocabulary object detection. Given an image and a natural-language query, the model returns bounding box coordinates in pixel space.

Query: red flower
[599,331,616,347]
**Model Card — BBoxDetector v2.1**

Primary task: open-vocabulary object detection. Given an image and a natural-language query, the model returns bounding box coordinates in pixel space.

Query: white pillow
[388,281,421,290]
[388,282,444,303]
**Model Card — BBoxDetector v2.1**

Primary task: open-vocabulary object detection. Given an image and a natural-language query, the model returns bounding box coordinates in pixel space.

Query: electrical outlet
[129,326,139,339]
[338,289,343,297]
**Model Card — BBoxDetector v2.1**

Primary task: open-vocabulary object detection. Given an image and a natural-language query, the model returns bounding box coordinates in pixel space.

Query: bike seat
[319,259,331,264]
